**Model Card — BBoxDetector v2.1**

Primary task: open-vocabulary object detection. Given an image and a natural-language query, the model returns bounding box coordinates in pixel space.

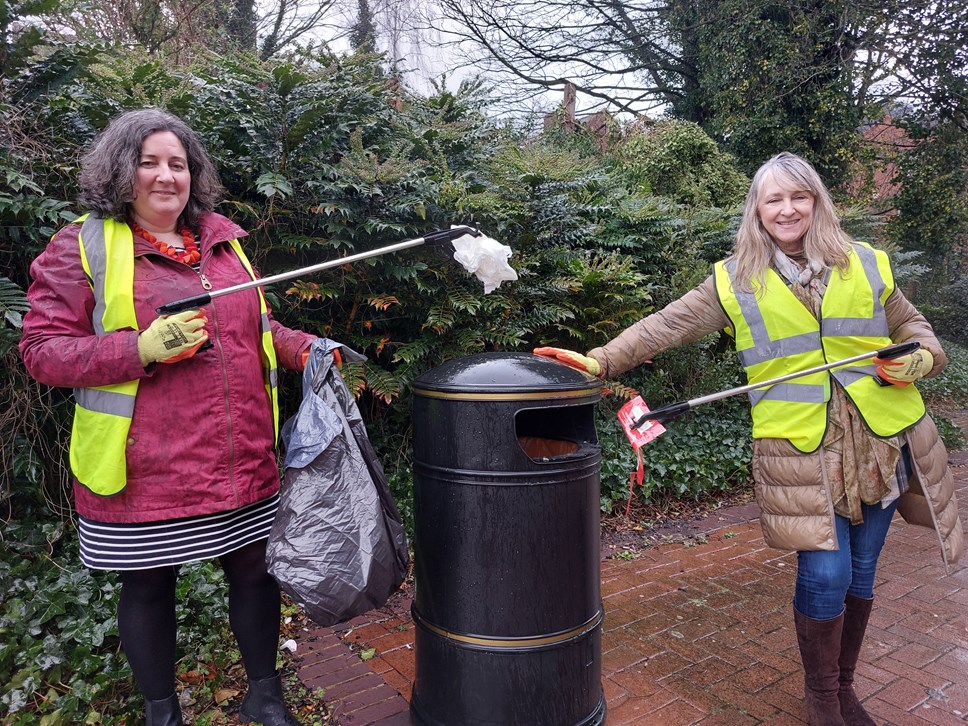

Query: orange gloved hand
[533,347,602,377]
[299,346,341,371]
[137,310,208,366]
[873,349,933,387]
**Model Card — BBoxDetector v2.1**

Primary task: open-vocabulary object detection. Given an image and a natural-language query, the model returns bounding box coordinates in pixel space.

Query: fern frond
[285,281,340,301]
[605,381,641,401]
[424,303,455,333]
[364,362,402,404]
[0,277,29,329]
[392,338,434,364]
[367,294,400,311]
[339,361,367,397]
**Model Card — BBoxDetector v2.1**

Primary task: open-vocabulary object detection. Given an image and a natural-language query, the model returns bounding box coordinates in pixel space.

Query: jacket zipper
[142,242,241,505]
[199,253,240,507]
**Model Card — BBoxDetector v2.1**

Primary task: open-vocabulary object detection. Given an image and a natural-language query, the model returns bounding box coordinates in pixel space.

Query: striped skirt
[78,494,279,571]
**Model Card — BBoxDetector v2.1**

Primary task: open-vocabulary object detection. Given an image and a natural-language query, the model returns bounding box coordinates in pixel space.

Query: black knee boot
[239,671,303,726]
[145,692,184,726]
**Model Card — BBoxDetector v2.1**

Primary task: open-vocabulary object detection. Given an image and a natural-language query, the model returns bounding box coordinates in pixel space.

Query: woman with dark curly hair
[20,107,315,725]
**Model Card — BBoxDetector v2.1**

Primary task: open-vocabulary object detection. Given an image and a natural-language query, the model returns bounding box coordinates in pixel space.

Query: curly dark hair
[78,108,223,230]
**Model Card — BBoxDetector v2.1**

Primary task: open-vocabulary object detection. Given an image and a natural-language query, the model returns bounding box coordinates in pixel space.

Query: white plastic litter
[451,227,519,294]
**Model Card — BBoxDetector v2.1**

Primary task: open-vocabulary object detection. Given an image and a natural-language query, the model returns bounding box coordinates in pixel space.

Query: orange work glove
[137,310,208,366]
[873,349,933,387]
[300,346,341,371]
[533,347,602,377]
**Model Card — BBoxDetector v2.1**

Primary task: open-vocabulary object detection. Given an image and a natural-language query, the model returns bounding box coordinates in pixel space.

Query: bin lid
[412,352,601,402]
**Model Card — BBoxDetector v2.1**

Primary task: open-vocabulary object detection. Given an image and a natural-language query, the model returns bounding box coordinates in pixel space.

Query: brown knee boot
[794,608,846,726]
[839,595,877,725]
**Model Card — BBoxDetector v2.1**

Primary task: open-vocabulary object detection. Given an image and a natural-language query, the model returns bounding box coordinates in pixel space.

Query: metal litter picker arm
[156,226,481,315]
[632,341,921,429]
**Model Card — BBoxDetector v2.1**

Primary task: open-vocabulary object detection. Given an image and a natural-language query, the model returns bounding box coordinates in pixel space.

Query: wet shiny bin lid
[412,352,601,401]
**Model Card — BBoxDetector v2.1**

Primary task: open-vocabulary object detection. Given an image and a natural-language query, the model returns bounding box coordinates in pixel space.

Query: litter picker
[615,340,921,515]
[156,225,485,315]
[629,340,921,430]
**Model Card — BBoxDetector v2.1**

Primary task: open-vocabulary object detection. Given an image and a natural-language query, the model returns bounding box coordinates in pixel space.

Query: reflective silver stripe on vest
[259,313,277,389]
[831,364,878,388]
[80,216,109,336]
[724,259,822,367]
[737,331,820,368]
[74,387,137,416]
[822,244,889,338]
[748,382,828,406]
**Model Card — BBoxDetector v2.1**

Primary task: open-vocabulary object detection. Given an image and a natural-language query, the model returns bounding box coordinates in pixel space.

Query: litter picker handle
[638,401,690,426]
[155,226,481,315]
[632,341,922,429]
[423,226,481,245]
[873,341,920,360]
[157,292,213,315]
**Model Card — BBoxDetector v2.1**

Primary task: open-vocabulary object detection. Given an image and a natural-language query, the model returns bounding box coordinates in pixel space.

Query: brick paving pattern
[294,416,968,725]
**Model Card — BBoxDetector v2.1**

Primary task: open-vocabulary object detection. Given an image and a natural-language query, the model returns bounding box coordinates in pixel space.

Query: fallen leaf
[214,688,240,704]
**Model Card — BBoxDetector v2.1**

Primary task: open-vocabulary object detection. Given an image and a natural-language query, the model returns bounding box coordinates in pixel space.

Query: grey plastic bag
[267,339,409,626]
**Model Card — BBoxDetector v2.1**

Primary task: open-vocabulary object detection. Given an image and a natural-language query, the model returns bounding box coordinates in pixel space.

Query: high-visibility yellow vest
[71,215,279,496]
[714,242,925,452]
[226,237,280,441]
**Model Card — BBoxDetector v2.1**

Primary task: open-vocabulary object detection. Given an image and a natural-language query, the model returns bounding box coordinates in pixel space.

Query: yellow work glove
[533,347,602,377]
[873,349,933,387]
[137,310,208,366]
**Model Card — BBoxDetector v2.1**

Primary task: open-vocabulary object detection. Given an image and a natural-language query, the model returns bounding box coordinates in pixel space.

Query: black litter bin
[410,352,605,726]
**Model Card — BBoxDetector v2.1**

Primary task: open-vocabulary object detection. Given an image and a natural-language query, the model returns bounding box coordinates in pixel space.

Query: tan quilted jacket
[589,275,964,567]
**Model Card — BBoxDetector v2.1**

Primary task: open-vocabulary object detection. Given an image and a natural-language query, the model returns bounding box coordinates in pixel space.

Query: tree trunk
[228,0,257,52]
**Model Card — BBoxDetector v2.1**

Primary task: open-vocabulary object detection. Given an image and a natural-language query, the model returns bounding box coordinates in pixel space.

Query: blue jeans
[793,498,900,620]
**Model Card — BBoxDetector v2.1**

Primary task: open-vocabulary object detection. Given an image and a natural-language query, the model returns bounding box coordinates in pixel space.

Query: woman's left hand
[874,349,933,386]
[300,346,341,371]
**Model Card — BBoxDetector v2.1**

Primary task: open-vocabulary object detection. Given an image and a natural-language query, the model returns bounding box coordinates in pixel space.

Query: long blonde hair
[732,152,852,291]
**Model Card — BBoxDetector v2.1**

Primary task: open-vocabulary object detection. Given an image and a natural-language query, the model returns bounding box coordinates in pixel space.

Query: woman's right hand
[533,347,602,376]
[137,310,208,365]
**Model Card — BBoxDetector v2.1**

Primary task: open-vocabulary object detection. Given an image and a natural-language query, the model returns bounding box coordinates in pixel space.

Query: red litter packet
[617,396,667,515]
[618,396,666,448]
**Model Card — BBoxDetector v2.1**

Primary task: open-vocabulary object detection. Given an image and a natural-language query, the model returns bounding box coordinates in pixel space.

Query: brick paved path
[294,426,968,725]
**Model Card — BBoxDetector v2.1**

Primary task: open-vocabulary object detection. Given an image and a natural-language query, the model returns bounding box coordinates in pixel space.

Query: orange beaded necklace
[132,221,201,265]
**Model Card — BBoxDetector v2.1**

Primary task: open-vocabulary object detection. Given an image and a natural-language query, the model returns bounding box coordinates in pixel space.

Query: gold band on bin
[411,387,598,402]
[412,608,603,648]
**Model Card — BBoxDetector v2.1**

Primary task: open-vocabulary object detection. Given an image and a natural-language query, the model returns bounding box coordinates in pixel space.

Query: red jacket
[19,212,315,523]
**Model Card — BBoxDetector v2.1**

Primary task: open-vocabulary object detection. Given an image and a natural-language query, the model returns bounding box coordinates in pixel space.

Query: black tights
[117,539,281,700]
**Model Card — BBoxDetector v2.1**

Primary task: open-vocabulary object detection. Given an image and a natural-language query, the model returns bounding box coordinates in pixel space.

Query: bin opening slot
[515,404,597,461]
[518,436,579,458]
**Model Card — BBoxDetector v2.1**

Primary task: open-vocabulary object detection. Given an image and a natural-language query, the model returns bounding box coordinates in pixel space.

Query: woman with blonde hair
[536,151,963,725]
